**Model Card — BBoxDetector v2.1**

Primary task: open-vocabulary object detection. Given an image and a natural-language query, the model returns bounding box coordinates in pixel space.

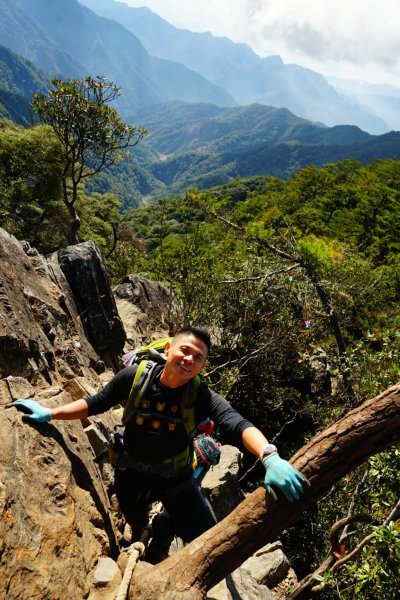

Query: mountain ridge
[78,0,390,134]
[0,44,50,124]
[0,0,236,114]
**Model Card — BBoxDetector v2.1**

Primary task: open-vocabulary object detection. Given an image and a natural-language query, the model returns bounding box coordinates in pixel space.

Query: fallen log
[128,383,400,599]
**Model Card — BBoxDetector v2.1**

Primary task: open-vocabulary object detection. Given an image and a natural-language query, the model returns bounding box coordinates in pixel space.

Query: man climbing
[12,326,308,553]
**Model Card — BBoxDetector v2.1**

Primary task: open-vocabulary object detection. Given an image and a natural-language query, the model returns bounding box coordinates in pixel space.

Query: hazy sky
[119,0,400,87]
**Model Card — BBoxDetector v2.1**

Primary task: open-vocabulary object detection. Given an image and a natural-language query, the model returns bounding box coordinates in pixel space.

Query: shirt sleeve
[85,365,137,416]
[198,382,254,439]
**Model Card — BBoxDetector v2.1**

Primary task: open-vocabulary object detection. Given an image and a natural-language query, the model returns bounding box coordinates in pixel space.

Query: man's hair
[173,326,211,352]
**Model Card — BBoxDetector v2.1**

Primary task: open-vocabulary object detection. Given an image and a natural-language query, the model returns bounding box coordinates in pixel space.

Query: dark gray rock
[58,241,126,366]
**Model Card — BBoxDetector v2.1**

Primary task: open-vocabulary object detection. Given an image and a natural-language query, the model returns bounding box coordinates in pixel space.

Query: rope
[114,541,145,600]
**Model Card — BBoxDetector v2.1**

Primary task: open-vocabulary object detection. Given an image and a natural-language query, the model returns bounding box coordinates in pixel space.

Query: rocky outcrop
[0,230,107,383]
[114,274,179,350]
[0,229,125,598]
[57,241,126,369]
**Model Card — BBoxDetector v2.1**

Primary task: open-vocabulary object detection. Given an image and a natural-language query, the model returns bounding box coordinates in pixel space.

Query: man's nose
[183,353,194,363]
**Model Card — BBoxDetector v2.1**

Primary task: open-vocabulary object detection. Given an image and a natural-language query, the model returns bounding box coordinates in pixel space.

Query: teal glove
[263,454,308,502]
[12,399,52,423]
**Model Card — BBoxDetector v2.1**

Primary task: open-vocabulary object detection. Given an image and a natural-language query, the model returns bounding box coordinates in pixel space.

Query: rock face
[0,229,105,382]
[0,397,116,599]
[0,229,125,599]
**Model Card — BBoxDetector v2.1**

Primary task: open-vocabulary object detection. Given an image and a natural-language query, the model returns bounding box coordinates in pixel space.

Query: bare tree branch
[220,263,302,284]
[204,343,270,378]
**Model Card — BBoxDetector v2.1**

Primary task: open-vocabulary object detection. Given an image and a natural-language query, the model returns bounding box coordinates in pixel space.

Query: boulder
[88,556,122,599]
[207,569,276,600]
[201,444,245,520]
[57,241,126,367]
[242,542,291,588]
[114,274,179,349]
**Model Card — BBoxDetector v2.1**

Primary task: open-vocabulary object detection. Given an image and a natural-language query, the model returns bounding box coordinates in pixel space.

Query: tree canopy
[32,76,147,243]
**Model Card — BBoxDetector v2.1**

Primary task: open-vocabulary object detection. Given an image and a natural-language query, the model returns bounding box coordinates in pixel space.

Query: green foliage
[0,118,138,255]
[333,449,400,600]
[77,191,121,257]
[33,77,146,176]
[0,120,67,251]
[297,235,343,271]
[345,524,400,600]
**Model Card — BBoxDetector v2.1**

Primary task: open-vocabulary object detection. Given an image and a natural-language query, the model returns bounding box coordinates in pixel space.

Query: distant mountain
[328,77,400,132]
[0,45,50,124]
[79,0,389,134]
[151,130,400,192]
[0,0,235,114]
[0,0,85,77]
[88,101,400,207]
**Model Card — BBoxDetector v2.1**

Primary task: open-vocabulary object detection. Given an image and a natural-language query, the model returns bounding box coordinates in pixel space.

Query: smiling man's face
[162,333,207,387]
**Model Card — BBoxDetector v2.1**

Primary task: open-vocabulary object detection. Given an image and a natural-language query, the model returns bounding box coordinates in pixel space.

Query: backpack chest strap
[122,360,201,439]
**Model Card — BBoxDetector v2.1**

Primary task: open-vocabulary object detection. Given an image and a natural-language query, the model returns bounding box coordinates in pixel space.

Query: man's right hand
[12,399,52,423]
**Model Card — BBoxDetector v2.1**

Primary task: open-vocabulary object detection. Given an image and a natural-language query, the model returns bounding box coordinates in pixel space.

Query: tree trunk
[61,176,81,245]
[129,383,400,599]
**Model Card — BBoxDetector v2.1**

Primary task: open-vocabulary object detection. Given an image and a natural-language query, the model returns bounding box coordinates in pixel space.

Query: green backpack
[122,337,172,369]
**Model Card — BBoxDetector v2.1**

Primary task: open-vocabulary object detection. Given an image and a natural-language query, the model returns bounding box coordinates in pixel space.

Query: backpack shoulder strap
[122,360,157,426]
[181,375,201,437]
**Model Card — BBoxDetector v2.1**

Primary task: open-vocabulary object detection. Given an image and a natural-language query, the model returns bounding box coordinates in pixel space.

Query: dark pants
[113,468,217,543]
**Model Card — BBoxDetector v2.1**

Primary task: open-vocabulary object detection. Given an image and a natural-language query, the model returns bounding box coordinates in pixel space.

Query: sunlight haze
[118,0,400,87]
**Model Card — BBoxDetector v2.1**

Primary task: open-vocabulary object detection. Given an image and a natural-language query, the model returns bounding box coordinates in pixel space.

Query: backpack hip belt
[111,444,191,478]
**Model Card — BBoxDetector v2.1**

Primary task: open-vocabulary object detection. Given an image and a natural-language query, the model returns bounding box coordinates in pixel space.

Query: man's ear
[164,341,171,356]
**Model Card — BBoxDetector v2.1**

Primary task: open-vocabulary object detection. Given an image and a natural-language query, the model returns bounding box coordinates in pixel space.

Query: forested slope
[1,108,399,598]
[88,102,400,207]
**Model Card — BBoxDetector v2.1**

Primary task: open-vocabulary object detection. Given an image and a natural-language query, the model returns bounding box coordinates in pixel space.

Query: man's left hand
[263,454,309,502]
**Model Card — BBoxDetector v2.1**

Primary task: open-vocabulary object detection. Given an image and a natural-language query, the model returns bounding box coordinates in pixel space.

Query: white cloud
[120,0,400,85]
